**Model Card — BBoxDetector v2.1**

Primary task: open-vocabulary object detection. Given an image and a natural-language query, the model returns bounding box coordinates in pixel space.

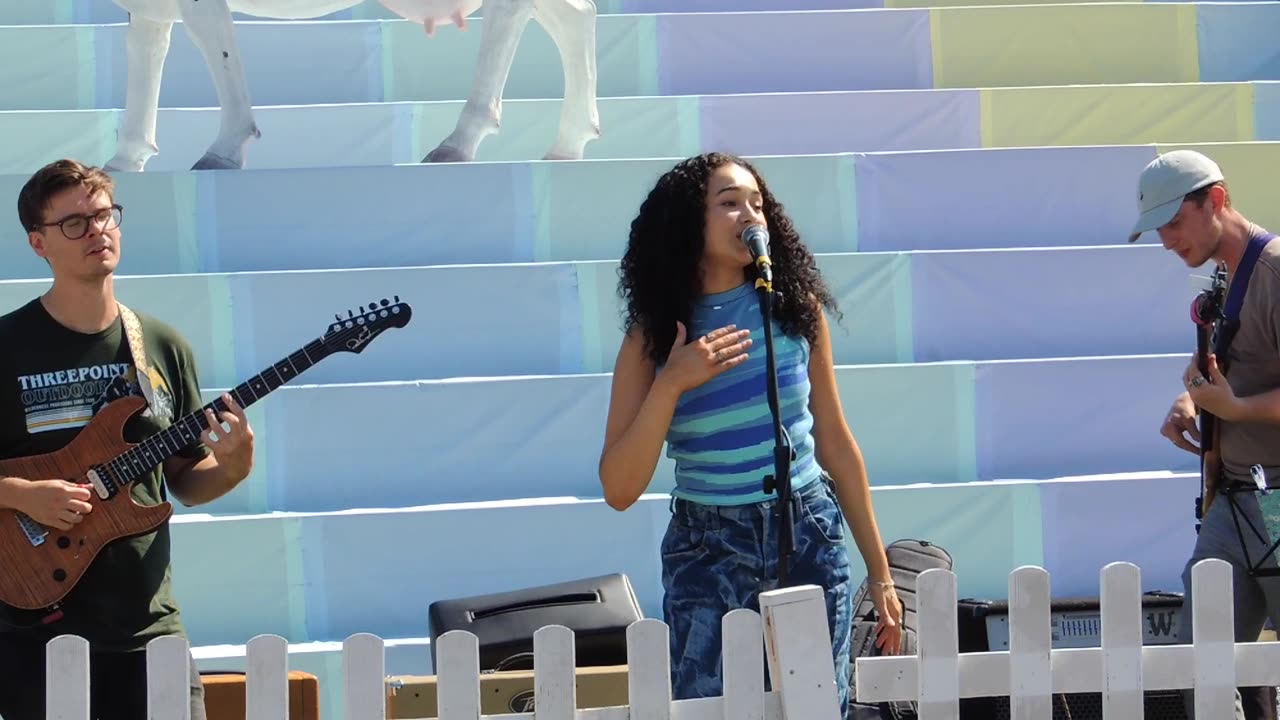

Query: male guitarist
[0,159,255,720]
[1134,150,1280,720]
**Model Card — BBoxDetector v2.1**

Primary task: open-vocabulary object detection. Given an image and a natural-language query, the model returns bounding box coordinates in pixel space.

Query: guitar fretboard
[103,337,330,486]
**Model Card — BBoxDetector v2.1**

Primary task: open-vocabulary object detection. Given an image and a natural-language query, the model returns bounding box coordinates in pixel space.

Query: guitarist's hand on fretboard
[1185,352,1240,422]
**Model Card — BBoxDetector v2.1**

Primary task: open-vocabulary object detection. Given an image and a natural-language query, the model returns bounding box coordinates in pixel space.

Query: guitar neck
[111,336,331,484]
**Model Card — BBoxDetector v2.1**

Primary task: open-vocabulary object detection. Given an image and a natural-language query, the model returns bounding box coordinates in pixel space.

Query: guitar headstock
[322,296,413,354]
[1190,265,1229,328]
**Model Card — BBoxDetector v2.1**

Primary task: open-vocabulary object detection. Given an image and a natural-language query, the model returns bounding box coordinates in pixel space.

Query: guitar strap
[1216,229,1277,353]
[117,303,156,410]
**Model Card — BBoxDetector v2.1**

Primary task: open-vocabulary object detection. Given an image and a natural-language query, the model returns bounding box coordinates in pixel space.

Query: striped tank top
[663,282,822,505]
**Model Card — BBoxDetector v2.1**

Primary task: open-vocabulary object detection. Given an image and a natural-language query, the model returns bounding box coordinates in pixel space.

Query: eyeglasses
[35,204,123,240]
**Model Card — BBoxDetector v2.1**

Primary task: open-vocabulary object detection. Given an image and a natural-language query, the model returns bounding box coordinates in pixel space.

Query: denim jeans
[660,475,854,718]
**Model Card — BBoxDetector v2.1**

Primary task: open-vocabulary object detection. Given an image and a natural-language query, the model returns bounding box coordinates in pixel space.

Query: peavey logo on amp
[509,689,536,713]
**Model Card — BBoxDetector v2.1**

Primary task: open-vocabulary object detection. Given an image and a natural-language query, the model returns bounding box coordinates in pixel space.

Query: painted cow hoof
[422,145,472,163]
[191,152,243,171]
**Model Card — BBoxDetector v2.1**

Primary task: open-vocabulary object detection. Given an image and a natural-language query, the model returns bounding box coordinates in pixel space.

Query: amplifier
[428,573,642,672]
[955,591,1188,720]
[385,665,629,717]
[978,590,1184,650]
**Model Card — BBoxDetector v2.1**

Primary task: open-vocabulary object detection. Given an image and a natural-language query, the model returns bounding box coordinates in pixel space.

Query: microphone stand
[755,260,796,586]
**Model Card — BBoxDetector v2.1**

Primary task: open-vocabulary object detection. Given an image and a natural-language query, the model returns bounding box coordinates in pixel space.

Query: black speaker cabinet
[428,573,642,673]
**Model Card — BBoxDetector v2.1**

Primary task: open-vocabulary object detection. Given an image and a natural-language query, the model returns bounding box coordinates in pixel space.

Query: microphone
[742,224,772,285]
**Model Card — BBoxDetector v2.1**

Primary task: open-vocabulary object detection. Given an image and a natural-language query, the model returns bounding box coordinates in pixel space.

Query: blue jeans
[660,475,854,718]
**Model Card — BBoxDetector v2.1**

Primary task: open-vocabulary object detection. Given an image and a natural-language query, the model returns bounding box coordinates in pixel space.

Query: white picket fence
[856,558,1278,719]
[42,584,842,719]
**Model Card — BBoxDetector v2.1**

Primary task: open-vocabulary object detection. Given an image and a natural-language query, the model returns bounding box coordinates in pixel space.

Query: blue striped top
[662,282,822,505]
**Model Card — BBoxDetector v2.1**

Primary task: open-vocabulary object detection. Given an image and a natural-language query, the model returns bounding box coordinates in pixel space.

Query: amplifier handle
[471,591,601,621]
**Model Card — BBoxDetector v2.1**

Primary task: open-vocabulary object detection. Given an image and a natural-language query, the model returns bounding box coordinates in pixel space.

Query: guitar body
[0,396,172,611]
[1202,444,1221,513]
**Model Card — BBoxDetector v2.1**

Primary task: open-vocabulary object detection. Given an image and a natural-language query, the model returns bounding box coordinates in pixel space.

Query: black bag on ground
[848,539,954,720]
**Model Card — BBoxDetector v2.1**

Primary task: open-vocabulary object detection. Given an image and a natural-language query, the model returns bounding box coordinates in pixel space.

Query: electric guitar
[0,297,412,612]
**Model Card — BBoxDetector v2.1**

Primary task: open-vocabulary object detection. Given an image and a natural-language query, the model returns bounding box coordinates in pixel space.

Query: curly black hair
[618,152,841,365]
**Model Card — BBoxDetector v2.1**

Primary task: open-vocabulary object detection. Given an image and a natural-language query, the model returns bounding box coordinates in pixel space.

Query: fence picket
[1009,566,1052,719]
[146,635,192,719]
[342,632,385,720]
[436,630,482,718]
[759,584,843,719]
[721,609,765,720]
[1100,562,1144,718]
[626,618,672,720]
[45,635,89,720]
[917,568,959,720]
[1191,558,1237,719]
[533,624,575,720]
[245,634,289,720]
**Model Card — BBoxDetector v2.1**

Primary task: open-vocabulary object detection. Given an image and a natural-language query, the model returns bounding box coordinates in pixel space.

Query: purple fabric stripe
[698,89,982,156]
[974,355,1195,482]
[656,10,932,96]
[1038,473,1197,599]
[854,144,1159,252]
[910,245,1193,364]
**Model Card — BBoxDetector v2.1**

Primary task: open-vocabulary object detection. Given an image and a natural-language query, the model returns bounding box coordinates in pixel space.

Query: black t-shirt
[0,298,208,652]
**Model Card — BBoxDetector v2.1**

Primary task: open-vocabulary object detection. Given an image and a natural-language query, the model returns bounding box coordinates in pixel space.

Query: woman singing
[597,152,903,716]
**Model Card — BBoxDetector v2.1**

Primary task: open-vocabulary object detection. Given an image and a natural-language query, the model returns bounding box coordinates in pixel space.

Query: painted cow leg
[178,0,262,169]
[533,0,599,160]
[423,0,534,162]
[105,15,173,172]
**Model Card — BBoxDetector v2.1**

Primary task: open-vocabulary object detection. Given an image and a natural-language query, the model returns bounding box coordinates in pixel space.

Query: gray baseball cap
[1128,150,1224,243]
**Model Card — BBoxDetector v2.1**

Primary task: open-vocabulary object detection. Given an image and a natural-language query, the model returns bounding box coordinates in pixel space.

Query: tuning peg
[394,295,400,303]
[380,298,389,307]
[335,314,341,322]
[348,309,354,318]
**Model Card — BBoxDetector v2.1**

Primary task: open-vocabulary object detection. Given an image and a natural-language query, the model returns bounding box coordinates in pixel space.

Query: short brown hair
[1185,180,1232,209]
[17,159,115,233]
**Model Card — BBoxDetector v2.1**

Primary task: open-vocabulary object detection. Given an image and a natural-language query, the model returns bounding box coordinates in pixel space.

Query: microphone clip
[741,224,774,293]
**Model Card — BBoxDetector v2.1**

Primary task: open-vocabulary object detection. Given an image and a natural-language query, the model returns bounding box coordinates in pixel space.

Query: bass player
[1135,150,1280,720]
